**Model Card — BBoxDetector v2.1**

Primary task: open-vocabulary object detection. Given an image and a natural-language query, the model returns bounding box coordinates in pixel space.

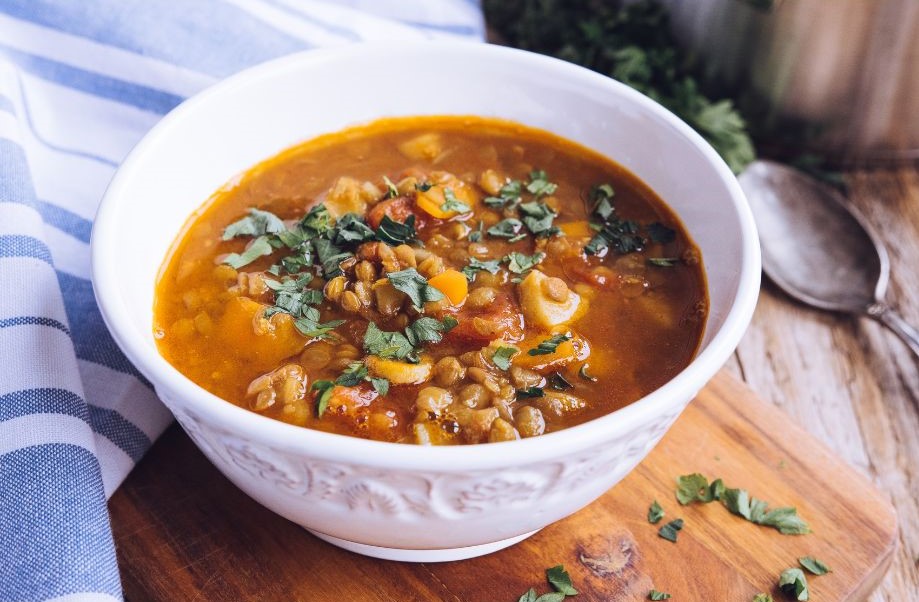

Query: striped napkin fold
[0,2,484,600]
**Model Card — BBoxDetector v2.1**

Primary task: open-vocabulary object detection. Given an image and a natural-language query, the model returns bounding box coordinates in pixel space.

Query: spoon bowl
[739,159,919,357]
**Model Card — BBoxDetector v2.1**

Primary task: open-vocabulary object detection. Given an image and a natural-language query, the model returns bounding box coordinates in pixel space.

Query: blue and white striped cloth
[0,3,484,600]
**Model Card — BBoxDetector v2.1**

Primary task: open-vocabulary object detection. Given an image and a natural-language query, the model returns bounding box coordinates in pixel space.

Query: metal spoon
[738,159,919,358]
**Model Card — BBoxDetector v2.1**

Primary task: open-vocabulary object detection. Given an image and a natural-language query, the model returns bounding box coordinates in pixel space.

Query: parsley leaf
[387,268,445,309]
[468,221,484,242]
[658,518,684,542]
[311,380,334,417]
[487,218,525,240]
[484,179,522,208]
[648,500,665,524]
[223,208,286,240]
[504,251,545,274]
[441,187,471,214]
[517,589,538,602]
[336,361,368,386]
[370,377,389,396]
[647,222,676,244]
[375,214,417,246]
[404,316,455,347]
[313,238,352,278]
[363,322,417,362]
[331,213,375,245]
[548,372,573,390]
[299,204,333,237]
[223,235,273,268]
[676,473,716,505]
[753,594,774,602]
[649,590,671,600]
[519,201,559,237]
[526,169,558,198]
[722,486,810,534]
[516,386,545,399]
[589,184,616,220]
[293,315,345,339]
[779,568,809,601]
[528,333,571,356]
[585,219,644,256]
[492,346,518,371]
[799,556,831,576]
[546,565,577,596]
[462,257,501,281]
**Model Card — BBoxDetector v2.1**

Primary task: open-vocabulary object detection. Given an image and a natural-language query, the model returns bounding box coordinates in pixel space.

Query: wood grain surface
[722,165,919,601]
[109,372,897,601]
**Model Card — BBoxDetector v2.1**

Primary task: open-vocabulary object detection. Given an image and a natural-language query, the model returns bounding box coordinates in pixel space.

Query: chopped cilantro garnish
[375,214,417,246]
[487,218,525,239]
[334,360,390,395]
[441,187,471,214]
[585,219,644,256]
[387,268,445,310]
[578,363,598,382]
[331,213,375,245]
[468,221,484,242]
[404,316,455,347]
[313,238,352,278]
[222,208,286,240]
[545,565,577,596]
[649,590,671,600]
[335,361,368,386]
[299,204,333,237]
[658,518,683,543]
[528,333,571,356]
[589,183,616,220]
[675,473,810,535]
[519,201,559,237]
[648,500,665,524]
[293,316,345,339]
[223,235,273,269]
[492,346,518,371]
[516,386,545,399]
[504,251,545,274]
[383,175,399,199]
[363,322,417,362]
[462,257,502,281]
[779,568,809,601]
[526,169,558,198]
[548,372,573,390]
[799,557,831,576]
[484,179,522,208]
[311,380,335,417]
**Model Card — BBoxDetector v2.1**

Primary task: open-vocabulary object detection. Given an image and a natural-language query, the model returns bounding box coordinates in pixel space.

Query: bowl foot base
[306,528,540,562]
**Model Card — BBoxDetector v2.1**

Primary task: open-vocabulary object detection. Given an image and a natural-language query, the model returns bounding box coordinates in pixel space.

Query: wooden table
[721,165,919,600]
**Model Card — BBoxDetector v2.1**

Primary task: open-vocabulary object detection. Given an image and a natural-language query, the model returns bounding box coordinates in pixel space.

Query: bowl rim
[91,40,760,471]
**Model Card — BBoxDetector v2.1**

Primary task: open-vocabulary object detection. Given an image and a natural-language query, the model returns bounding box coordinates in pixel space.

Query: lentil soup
[153,116,707,445]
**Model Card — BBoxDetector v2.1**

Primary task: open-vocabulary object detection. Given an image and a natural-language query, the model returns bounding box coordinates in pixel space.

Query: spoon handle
[869,304,919,359]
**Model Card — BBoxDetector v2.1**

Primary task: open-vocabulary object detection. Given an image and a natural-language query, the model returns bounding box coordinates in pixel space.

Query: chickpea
[340,290,362,313]
[300,342,333,370]
[355,260,377,283]
[515,405,546,437]
[415,386,453,415]
[541,276,569,302]
[488,418,520,443]
[458,383,489,409]
[478,169,505,196]
[466,286,497,309]
[433,357,465,387]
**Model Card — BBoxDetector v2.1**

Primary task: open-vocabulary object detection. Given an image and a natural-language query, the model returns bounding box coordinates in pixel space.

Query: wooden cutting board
[109,372,897,601]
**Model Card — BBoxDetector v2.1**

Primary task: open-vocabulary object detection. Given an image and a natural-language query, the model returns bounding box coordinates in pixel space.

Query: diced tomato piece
[366,197,429,230]
[445,293,525,345]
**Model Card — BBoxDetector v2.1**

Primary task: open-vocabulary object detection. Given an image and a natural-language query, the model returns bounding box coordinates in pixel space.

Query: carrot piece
[428,269,468,305]
[415,184,474,219]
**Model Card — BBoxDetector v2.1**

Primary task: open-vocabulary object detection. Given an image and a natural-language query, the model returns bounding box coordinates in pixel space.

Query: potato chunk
[366,355,432,385]
[518,270,583,329]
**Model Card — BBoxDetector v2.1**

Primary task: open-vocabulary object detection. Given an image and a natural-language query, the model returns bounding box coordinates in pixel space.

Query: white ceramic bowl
[92,41,760,562]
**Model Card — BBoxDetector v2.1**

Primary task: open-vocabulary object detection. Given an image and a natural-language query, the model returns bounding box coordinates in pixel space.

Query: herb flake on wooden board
[779,568,809,601]
[648,500,665,524]
[658,518,684,542]
[799,556,831,575]
[648,590,671,600]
